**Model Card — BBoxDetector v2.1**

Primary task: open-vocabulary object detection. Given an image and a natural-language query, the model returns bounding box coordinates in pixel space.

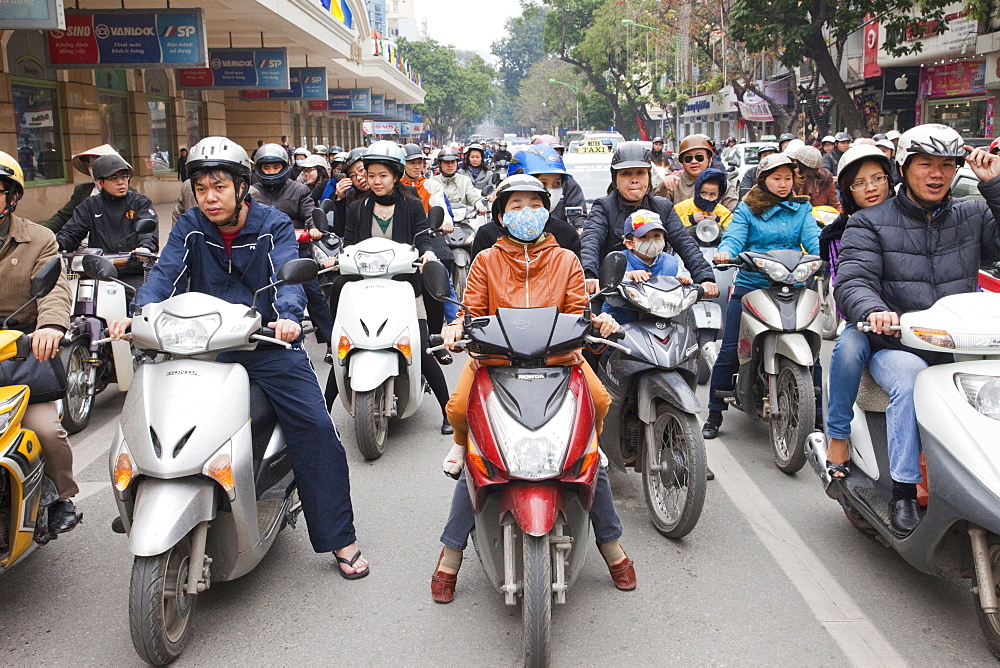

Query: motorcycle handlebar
[855,322,901,333]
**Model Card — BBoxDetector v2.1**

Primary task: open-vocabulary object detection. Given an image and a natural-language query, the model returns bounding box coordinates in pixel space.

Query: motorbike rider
[330,152,349,181]
[433,148,486,212]
[739,143,779,196]
[492,141,512,164]
[56,154,158,290]
[702,153,820,439]
[778,132,797,153]
[511,143,588,229]
[821,132,853,176]
[821,135,836,155]
[657,135,739,211]
[457,143,492,191]
[818,144,895,480]
[249,144,334,363]
[0,151,82,534]
[290,147,310,181]
[43,144,130,233]
[834,124,1000,534]
[580,141,717,298]
[297,154,330,203]
[788,145,841,211]
[107,136,370,578]
[673,167,734,229]
[649,137,670,167]
[433,174,636,604]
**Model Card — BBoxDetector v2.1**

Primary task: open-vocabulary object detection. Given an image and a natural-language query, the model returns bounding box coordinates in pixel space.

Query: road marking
[708,436,907,667]
[71,408,121,476]
[76,481,110,501]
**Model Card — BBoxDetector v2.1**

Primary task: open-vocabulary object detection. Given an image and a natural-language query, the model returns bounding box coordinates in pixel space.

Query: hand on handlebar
[867,311,901,337]
[625,269,651,283]
[440,219,454,234]
[442,323,464,351]
[109,317,132,340]
[30,327,63,362]
[419,251,438,271]
[322,256,339,270]
[700,281,719,298]
[267,319,301,343]
[585,278,600,295]
[713,252,731,265]
[591,312,620,338]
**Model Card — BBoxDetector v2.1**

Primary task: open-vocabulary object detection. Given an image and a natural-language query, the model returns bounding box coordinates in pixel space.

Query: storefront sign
[384,99,397,120]
[47,9,206,68]
[370,94,384,116]
[680,86,738,119]
[986,52,1000,89]
[20,109,54,128]
[919,60,985,98]
[178,48,289,90]
[372,122,399,135]
[239,67,327,100]
[738,100,773,122]
[987,96,996,137]
[863,17,883,78]
[881,66,921,110]
[0,0,64,29]
[880,1,978,66]
[350,88,371,114]
[400,122,426,135]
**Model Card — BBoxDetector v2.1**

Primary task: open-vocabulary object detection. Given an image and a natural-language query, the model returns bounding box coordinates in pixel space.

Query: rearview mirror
[276,258,318,285]
[81,254,118,281]
[599,251,627,290]
[319,198,335,214]
[422,260,452,302]
[134,218,157,235]
[311,208,329,234]
[481,184,495,197]
[29,258,62,298]
[427,206,445,231]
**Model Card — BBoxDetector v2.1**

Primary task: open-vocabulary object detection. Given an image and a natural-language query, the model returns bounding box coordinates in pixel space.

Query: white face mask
[548,187,563,207]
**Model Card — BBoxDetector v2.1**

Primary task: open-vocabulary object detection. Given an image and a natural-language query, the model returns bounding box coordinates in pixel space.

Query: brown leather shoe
[607,553,637,591]
[431,549,458,603]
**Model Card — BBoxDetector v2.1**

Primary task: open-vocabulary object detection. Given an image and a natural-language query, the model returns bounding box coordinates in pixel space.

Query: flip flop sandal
[826,460,850,480]
[335,549,370,580]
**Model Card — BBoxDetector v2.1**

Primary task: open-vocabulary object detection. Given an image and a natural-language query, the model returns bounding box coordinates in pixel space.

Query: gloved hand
[443,443,466,480]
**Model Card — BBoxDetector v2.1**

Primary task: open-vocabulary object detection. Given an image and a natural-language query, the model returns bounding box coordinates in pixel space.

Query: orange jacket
[400,174,433,212]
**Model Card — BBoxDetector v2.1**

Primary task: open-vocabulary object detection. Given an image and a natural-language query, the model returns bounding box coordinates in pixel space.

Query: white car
[562,151,613,206]
[951,165,985,200]
[721,142,770,197]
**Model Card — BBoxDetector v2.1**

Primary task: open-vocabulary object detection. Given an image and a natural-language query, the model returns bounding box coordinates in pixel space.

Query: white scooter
[805,291,1000,660]
[84,254,318,665]
[331,207,444,460]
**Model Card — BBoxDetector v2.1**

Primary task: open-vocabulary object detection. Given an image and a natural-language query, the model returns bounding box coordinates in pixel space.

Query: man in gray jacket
[433,147,485,212]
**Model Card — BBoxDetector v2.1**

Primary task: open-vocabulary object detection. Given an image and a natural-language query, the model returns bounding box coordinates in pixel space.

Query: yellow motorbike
[0,258,67,574]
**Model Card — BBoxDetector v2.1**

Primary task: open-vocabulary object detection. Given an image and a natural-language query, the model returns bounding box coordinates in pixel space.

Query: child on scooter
[671,168,733,230]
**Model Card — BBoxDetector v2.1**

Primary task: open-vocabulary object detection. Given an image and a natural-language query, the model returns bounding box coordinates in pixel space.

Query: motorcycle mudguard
[128,477,216,557]
[690,301,722,331]
[452,248,470,268]
[95,280,133,391]
[500,484,563,537]
[637,370,702,419]
[762,332,815,374]
[348,350,399,393]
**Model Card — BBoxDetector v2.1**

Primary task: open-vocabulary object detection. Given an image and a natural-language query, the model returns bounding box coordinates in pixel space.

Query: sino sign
[47,9,206,68]
[177,48,290,90]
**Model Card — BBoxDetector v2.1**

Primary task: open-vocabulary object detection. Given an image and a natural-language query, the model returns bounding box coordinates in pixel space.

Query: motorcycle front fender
[762,332,816,374]
[637,370,702,419]
[348,349,400,393]
[128,477,216,557]
[452,248,470,268]
[500,483,563,537]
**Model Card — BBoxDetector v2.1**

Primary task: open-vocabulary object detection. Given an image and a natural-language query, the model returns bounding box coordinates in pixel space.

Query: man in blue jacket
[108,137,369,578]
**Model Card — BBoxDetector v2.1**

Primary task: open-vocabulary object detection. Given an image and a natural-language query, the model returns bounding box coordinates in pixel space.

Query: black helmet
[779,132,796,143]
[610,141,652,180]
[91,154,134,181]
[344,147,368,173]
[437,147,461,162]
[403,143,426,162]
[491,174,551,221]
[253,143,290,186]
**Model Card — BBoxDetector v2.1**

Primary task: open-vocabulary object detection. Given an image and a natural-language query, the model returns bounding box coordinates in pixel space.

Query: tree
[728,0,992,135]
[513,58,579,133]
[396,39,496,141]
[492,7,550,97]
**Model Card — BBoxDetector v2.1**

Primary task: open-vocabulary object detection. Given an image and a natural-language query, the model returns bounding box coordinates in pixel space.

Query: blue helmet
[507,144,571,179]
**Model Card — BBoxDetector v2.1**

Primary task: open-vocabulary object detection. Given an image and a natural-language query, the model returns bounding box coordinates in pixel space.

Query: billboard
[239,67,327,100]
[0,0,64,29]
[177,48,289,90]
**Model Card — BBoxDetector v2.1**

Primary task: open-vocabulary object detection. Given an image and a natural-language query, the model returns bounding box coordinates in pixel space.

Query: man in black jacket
[56,154,158,288]
[835,124,1000,534]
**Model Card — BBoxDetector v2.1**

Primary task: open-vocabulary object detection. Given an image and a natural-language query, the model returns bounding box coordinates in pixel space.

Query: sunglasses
[682,154,707,164]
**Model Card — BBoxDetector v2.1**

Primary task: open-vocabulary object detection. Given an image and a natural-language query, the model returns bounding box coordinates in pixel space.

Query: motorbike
[423,257,630,667]
[303,207,342,301]
[597,262,708,537]
[681,216,730,384]
[979,261,1000,293]
[804,291,1000,660]
[715,250,826,473]
[445,187,492,301]
[84,254,320,665]
[330,207,444,460]
[59,218,158,433]
[0,258,73,574]
[812,205,842,341]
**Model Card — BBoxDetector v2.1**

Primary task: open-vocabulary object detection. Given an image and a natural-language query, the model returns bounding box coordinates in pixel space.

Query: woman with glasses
[656,134,739,212]
[817,145,894,479]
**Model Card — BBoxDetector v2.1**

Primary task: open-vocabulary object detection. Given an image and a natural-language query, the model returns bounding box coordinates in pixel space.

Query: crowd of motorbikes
[7,146,1000,667]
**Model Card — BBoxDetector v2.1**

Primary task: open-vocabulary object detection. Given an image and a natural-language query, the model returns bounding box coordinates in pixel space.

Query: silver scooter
[85,255,318,665]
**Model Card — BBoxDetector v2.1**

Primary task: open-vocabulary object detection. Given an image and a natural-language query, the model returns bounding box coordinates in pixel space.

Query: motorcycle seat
[249,382,278,463]
[856,367,889,413]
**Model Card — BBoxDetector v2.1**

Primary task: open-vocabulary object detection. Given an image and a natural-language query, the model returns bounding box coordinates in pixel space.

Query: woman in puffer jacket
[456,143,493,191]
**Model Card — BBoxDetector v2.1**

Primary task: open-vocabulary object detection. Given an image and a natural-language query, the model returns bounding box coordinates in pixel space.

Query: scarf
[467,164,482,179]
[360,188,403,237]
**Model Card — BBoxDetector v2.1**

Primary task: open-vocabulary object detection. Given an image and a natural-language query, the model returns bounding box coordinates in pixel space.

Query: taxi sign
[579,139,610,154]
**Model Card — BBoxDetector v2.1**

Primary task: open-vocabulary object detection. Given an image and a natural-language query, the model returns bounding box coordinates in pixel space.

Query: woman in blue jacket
[703,153,821,439]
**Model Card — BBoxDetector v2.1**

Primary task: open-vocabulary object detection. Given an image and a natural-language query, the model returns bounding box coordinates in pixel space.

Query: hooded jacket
[656,167,739,212]
[56,190,159,275]
[672,168,734,228]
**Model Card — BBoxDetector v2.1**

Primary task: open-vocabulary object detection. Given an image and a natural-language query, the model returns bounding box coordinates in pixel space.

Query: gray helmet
[437,147,461,162]
[652,136,664,143]
[292,147,310,158]
[91,154,134,180]
[330,145,344,154]
[313,144,329,156]
[187,136,253,182]
[403,143,426,162]
[834,132,853,143]
[343,147,368,173]
[253,143,291,186]
[758,143,779,157]
[779,132,796,143]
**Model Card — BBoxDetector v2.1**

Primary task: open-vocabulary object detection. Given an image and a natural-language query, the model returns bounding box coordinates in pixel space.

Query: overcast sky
[414,0,522,57]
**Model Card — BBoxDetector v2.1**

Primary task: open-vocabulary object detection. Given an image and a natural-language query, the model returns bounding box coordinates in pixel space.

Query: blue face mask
[503,206,549,242]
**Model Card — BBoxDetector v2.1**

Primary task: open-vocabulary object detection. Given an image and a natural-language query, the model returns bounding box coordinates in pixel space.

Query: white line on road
[708,436,907,667]
[71,407,121,477]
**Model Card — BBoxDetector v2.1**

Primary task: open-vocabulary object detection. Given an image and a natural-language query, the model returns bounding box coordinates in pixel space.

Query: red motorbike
[980,263,1000,293]
[425,257,628,666]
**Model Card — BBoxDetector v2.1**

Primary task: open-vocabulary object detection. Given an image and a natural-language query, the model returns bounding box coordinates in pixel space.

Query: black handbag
[0,349,68,404]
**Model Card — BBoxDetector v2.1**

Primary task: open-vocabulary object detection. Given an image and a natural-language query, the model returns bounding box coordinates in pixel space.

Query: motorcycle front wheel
[452,262,469,302]
[129,535,196,666]
[642,403,707,538]
[61,340,96,434]
[769,359,814,474]
[354,387,388,460]
[522,533,551,668]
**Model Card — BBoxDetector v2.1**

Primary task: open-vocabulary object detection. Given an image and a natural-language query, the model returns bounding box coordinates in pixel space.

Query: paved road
[2,203,995,664]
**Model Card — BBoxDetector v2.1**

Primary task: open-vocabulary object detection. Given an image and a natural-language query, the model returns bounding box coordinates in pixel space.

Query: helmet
[343,147,368,173]
[498,141,507,148]
[186,137,254,224]
[756,153,796,182]
[91,154,134,180]
[363,140,406,177]
[779,132,796,143]
[403,143,426,161]
[872,133,887,142]
[836,144,891,192]
[437,147,461,162]
[611,141,652,170]
[331,151,350,164]
[678,134,714,157]
[783,138,806,154]
[821,135,836,144]
[297,154,329,176]
[875,139,895,153]
[508,144,570,178]
[652,136,664,143]
[885,130,902,141]
[788,145,822,169]
[0,151,25,215]
[834,132,852,143]
[491,174,551,220]
[313,144,329,156]
[532,134,559,146]
[758,143,779,157]
[894,123,967,169]
[292,147,310,158]
[465,143,487,160]
[330,145,343,154]
[253,143,291,186]
[70,144,118,176]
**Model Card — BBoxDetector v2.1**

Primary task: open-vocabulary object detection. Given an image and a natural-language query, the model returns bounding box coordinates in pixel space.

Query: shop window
[98,93,132,167]
[184,102,205,151]
[145,70,174,171]
[6,30,65,183]
[926,99,988,138]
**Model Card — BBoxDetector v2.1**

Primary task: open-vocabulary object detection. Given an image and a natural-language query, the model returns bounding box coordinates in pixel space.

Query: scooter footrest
[716,390,735,398]
[854,485,893,527]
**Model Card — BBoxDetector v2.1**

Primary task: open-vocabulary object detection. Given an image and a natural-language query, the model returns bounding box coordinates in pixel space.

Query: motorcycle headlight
[154,312,221,354]
[695,219,721,243]
[353,249,394,276]
[754,257,792,283]
[624,284,697,319]
[0,389,28,436]
[954,373,1000,420]
[791,259,823,282]
[486,390,576,480]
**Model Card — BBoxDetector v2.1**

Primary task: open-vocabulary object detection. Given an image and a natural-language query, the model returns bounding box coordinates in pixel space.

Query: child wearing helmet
[431,174,635,604]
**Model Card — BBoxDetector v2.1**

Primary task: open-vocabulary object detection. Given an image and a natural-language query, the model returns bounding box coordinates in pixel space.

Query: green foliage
[492,6,550,97]
[512,58,579,132]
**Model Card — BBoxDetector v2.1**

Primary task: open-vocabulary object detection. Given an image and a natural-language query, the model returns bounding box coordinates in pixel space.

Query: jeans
[440,466,623,551]
[868,349,927,484]
[217,344,357,553]
[825,326,872,440]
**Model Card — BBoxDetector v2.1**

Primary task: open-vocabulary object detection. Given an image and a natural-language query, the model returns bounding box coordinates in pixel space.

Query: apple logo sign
[895,74,908,91]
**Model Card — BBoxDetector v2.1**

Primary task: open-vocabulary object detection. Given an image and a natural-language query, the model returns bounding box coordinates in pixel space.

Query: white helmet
[837,144,891,188]
[895,123,967,169]
[187,136,253,181]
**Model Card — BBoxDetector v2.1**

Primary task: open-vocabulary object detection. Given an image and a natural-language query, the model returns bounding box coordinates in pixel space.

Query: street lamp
[548,78,580,131]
